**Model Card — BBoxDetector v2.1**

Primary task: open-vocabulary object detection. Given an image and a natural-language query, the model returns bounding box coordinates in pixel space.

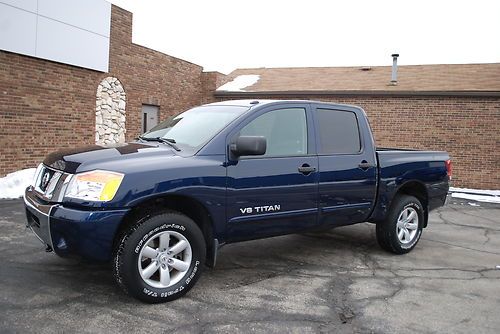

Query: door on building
[142,105,159,133]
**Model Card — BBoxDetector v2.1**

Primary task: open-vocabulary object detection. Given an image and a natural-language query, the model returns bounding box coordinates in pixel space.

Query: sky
[108,0,500,74]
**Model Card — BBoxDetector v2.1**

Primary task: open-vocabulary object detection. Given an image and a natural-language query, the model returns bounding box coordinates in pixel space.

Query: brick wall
[0,51,100,175]
[1,5,498,190]
[0,5,206,176]
[215,94,500,189]
[107,6,205,141]
[201,71,229,104]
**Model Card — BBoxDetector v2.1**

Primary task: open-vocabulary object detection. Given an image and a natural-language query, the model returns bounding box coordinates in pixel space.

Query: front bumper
[24,187,130,262]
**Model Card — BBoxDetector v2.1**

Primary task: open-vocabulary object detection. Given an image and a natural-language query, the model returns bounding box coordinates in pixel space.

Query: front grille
[33,165,71,201]
[38,168,55,192]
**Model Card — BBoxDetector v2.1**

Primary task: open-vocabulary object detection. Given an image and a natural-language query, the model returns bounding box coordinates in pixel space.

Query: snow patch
[216,75,260,92]
[449,187,500,196]
[0,168,36,199]
[451,193,500,204]
[449,187,500,204]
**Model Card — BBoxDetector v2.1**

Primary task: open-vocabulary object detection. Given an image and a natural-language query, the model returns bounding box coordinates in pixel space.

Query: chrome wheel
[137,231,192,289]
[396,207,419,244]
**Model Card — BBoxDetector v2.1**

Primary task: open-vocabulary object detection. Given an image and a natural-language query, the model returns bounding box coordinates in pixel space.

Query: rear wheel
[376,195,424,254]
[113,211,206,303]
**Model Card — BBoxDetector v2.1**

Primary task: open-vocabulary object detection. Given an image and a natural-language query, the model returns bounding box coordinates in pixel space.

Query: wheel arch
[114,194,217,267]
[394,181,429,227]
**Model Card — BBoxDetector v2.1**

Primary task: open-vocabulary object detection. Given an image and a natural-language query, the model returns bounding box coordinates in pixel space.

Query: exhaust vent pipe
[390,53,399,85]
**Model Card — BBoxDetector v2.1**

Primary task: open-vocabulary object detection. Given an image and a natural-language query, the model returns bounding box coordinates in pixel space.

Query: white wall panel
[38,0,111,37]
[36,16,109,72]
[0,3,37,56]
[0,0,110,72]
[0,0,38,13]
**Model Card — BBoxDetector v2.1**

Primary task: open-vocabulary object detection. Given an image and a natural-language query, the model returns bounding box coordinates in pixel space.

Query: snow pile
[450,187,500,204]
[216,75,260,92]
[0,168,36,199]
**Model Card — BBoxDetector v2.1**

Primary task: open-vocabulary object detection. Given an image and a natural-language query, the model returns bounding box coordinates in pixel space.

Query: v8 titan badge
[240,205,281,214]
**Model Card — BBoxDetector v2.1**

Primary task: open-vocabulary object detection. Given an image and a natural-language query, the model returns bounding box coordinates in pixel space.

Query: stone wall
[95,77,126,145]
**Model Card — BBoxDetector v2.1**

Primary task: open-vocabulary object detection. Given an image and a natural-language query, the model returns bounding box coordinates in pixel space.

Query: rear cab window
[315,109,361,154]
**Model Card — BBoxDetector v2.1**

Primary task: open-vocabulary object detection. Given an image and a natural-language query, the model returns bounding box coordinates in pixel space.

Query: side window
[316,109,361,154]
[239,108,307,157]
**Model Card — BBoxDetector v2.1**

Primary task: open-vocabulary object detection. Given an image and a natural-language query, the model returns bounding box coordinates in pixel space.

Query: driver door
[225,104,319,242]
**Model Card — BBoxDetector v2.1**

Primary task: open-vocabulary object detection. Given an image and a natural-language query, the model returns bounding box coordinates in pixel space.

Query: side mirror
[230,136,266,157]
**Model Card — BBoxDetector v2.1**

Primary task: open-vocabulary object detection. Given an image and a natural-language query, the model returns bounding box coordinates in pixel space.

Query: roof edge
[214,90,500,98]
[227,62,500,75]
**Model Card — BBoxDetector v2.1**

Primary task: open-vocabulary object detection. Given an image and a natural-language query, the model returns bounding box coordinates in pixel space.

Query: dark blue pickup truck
[24,100,450,303]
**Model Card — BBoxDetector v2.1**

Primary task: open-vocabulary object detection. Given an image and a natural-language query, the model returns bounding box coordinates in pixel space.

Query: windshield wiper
[137,136,181,151]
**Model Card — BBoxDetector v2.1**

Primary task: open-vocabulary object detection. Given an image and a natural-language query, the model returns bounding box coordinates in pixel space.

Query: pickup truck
[24,100,451,303]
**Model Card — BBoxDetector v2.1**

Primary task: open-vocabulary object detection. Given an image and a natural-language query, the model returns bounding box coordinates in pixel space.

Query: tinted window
[316,109,361,154]
[239,108,307,157]
[143,106,246,152]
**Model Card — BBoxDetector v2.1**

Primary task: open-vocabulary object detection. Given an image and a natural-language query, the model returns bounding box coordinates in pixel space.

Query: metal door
[142,105,159,133]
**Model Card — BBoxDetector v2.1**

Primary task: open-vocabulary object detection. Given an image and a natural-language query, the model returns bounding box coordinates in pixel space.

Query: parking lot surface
[0,198,499,333]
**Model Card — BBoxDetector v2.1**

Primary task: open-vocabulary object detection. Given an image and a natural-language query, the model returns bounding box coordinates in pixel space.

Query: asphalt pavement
[0,198,499,333]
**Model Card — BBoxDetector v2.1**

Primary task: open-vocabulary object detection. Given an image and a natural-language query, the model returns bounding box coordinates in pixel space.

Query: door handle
[358,160,374,170]
[298,164,316,175]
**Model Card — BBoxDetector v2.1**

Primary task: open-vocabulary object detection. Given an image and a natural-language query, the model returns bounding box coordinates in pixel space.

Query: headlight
[65,170,124,202]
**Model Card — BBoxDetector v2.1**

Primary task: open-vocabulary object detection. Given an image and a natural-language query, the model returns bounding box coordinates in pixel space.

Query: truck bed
[369,148,450,222]
[376,148,449,164]
[376,147,419,151]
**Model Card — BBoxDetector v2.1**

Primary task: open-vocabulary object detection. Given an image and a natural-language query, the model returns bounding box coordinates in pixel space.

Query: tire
[113,211,206,303]
[376,195,424,254]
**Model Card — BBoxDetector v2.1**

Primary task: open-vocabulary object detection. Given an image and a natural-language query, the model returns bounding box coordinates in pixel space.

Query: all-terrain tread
[375,195,423,255]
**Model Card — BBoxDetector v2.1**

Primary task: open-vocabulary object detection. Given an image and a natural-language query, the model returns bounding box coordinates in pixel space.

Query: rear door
[312,104,377,226]
[226,103,319,241]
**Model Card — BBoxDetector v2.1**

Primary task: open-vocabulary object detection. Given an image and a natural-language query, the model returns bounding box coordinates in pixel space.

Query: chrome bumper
[24,188,55,249]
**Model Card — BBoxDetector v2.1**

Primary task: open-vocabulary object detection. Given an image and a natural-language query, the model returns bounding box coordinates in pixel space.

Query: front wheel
[113,211,206,303]
[376,195,424,254]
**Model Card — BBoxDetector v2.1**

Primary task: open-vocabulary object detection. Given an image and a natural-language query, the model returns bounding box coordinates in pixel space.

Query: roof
[215,63,500,96]
[203,99,277,107]
[205,99,330,108]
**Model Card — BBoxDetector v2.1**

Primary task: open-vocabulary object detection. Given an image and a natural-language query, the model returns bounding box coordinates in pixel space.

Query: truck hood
[43,142,177,174]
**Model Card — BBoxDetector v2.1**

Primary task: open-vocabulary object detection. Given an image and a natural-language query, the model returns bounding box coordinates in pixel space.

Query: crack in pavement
[423,237,500,256]
[1,199,499,333]
[435,209,500,232]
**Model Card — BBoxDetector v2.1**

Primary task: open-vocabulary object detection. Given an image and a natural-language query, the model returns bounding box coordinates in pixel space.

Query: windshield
[141,105,247,152]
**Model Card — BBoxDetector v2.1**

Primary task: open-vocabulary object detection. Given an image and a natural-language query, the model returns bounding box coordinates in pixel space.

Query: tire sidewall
[117,213,205,303]
[393,199,423,251]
